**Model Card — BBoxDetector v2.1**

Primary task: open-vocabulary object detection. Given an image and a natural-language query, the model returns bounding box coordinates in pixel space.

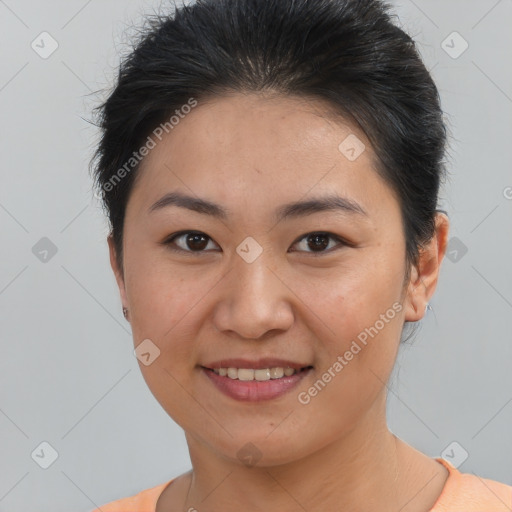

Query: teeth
[238,369,255,381]
[269,367,284,379]
[212,367,300,380]
[254,369,270,381]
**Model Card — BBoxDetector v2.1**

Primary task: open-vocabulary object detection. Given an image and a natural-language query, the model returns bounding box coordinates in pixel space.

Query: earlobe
[403,212,450,323]
[403,265,424,322]
[107,235,129,310]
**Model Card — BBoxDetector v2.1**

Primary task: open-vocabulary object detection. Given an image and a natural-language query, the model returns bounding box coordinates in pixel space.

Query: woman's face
[110,93,431,466]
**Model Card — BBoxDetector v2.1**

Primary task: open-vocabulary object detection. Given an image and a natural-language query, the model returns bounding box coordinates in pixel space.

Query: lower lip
[202,367,312,402]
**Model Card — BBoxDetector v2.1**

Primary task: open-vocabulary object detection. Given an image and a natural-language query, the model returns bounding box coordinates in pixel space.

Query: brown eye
[290,232,346,254]
[187,233,209,251]
[163,231,219,253]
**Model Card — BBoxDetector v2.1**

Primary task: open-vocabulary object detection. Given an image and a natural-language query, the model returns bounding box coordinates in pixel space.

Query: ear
[403,212,450,322]
[107,234,129,310]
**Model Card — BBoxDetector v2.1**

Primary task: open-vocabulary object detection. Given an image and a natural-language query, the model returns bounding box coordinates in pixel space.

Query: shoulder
[89,479,175,512]
[431,458,512,511]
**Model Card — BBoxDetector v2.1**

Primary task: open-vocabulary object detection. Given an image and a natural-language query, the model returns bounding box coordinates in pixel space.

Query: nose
[212,252,295,340]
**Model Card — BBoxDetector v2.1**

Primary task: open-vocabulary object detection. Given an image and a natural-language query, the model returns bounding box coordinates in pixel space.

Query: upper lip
[202,358,313,370]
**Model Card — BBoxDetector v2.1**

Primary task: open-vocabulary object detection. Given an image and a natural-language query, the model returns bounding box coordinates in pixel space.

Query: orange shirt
[91,457,512,512]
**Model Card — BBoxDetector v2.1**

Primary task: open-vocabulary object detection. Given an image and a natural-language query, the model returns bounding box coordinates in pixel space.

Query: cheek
[293,274,402,430]
[124,244,210,337]
[295,259,402,336]
[291,259,404,383]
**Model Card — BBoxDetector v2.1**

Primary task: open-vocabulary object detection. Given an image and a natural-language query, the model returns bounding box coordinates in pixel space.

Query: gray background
[0,0,511,511]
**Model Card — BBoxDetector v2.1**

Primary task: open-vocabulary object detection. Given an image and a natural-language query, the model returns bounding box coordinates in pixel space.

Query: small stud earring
[122,307,129,320]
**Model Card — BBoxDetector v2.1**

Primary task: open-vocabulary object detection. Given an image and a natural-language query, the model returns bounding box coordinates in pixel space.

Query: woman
[90,0,512,510]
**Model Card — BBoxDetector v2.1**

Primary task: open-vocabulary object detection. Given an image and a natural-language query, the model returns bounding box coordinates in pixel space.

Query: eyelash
[161,231,350,256]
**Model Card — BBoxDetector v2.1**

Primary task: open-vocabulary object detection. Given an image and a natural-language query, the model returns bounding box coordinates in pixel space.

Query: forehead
[128,92,399,223]
[146,92,369,164]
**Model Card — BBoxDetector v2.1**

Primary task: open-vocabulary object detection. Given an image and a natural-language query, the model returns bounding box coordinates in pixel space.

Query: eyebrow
[148,191,368,222]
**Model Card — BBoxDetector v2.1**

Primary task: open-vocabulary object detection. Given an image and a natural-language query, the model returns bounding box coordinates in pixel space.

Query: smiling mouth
[202,366,313,381]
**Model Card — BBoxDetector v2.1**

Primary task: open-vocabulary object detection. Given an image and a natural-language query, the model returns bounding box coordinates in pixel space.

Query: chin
[200,428,317,468]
